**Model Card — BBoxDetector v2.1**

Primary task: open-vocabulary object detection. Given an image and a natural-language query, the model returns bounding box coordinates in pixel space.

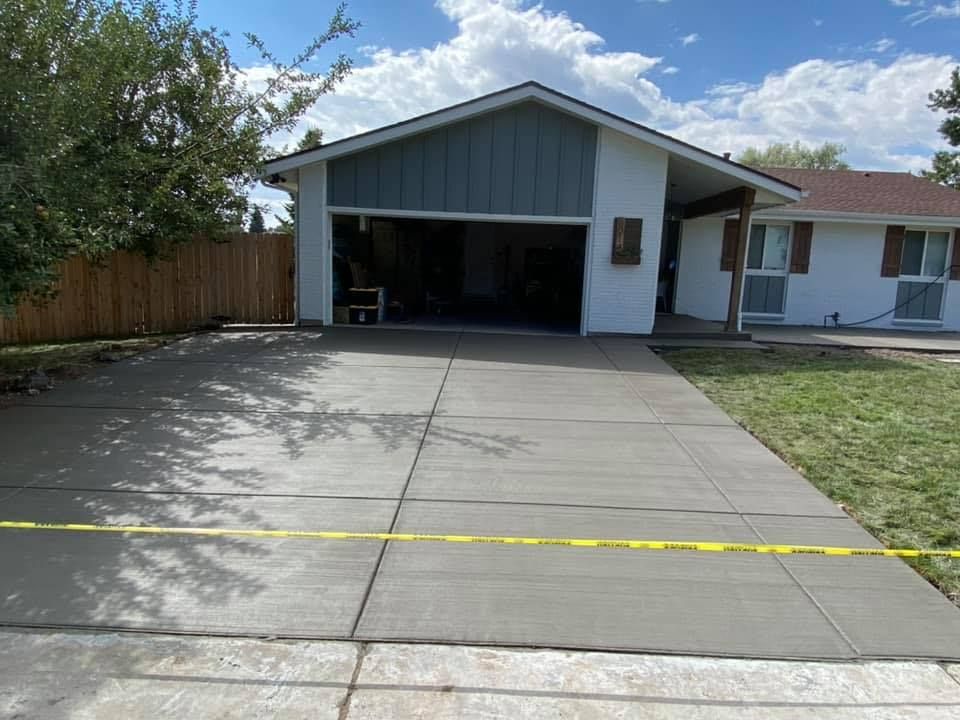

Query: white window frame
[899,228,951,282]
[742,222,791,318]
[894,227,952,324]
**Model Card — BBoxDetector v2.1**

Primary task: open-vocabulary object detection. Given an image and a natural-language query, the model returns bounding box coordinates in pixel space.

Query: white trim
[755,209,960,228]
[294,189,301,324]
[324,210,333,325]
[892,318,944,327]
[264,84,800,203]
[581,125,603,336]
[327,205,592,225]
[327,205,594,335]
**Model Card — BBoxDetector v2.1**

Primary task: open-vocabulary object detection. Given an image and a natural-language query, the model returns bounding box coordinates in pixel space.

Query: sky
[193,0,960,221]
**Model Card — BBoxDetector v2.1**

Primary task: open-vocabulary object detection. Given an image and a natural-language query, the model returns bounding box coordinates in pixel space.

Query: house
[263,81,960,335]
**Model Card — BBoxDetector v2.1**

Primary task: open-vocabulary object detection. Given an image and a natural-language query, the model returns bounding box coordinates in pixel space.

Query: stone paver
[0,630,355,720]
[7,631,959,720]
[349,643,960,720]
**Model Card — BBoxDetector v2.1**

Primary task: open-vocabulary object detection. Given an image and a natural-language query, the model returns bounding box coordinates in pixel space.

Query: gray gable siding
[326,101,597,217]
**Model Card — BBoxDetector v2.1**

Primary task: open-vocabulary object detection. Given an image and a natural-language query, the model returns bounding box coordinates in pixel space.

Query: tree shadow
[0,328,535,667]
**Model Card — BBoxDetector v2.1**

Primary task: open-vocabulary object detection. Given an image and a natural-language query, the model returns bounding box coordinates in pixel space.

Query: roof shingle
[760,168,960,218]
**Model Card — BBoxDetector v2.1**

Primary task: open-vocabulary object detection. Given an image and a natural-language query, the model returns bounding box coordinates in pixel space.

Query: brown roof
[760,167,960,219]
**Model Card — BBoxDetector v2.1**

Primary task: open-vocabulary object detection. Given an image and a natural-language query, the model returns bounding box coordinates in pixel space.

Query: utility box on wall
[612,217,643,265]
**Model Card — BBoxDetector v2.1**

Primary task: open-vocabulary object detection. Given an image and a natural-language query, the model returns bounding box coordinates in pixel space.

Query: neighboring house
[677,169,960,331]
[263,82,960,335]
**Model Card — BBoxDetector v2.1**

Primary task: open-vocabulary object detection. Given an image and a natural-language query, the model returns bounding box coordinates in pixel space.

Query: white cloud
[248,0,956,217]
[872,37,897,53]
[907,1,960,23]
[680,33,700,46]
[661,66,679,75]
[674,55,955,172]
[889,0,916,6]
[813,18,824,26]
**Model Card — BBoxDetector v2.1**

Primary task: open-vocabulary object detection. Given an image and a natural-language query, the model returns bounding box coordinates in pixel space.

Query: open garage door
[331,215,587,333]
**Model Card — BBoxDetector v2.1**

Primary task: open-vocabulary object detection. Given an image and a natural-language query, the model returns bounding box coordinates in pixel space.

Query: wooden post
[725,187,756,332]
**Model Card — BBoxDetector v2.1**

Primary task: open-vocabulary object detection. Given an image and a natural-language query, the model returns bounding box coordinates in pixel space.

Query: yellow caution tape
[1,520,958,558]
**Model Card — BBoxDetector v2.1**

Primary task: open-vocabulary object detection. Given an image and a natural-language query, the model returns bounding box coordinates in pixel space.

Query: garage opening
[331,214,587,333]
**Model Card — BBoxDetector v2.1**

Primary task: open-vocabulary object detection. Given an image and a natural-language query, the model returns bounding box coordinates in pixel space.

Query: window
[895,229,951,321]
[742,224,790,315]
[747,224,789,271]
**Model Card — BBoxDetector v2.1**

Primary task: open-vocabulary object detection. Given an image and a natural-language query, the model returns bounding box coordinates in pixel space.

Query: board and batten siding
[674,218,960,331]
[326,101,597,218]
[586,126,668,334]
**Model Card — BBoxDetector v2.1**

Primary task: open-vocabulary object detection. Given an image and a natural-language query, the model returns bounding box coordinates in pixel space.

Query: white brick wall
[586,127,668,334]
[675,217,960,331]
[297,162,328,324]
[674,217,731,321]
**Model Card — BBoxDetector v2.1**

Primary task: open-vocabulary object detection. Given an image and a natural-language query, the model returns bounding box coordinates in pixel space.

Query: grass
[663,345,960,604]
[0,334,187,391]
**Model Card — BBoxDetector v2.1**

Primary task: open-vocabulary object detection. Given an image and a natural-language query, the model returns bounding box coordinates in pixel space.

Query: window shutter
[790,222,813,274]
[881,225,906,278]
[721,219,739,271]
[951,229,960,281]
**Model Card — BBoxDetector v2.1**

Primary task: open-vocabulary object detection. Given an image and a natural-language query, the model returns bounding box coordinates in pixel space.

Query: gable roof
[761,168,960,220]
[263,81,800,203]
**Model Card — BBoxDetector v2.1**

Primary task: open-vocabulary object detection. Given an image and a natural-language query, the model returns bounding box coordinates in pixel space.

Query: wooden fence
[0,233,295,344]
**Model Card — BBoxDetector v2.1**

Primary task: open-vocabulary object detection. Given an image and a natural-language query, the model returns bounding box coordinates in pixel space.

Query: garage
[264,82,803,336]
[331,214,586,332]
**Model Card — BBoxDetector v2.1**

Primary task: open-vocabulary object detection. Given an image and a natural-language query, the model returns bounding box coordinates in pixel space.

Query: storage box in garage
[349,287,382,305]
[349,305,378,325]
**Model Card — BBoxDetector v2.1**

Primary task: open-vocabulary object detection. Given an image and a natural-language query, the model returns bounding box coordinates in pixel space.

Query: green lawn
[663,346,960,604]
[0,334,186,391]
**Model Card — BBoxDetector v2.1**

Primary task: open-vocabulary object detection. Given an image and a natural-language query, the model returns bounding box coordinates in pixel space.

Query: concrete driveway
[1,328,958,660]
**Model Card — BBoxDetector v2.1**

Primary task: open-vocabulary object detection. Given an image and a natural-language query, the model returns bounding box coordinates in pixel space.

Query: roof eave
[262,81,801,203]
[753,208,960,227]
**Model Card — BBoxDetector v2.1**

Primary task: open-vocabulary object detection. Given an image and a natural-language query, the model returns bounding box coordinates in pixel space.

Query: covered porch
[660,156,800,333]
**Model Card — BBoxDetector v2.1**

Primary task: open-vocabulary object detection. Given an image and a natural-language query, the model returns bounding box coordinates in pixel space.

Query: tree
[248,207,266,234]
[737,141,850,170]
[0,1,358,310]
[276,128,324,234]
[923,67,960,189]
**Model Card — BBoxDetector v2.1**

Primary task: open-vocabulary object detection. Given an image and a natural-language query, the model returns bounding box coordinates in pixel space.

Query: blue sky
[197,0,960,219]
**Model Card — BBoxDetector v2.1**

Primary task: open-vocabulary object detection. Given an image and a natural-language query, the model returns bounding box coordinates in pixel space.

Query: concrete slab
[748,515,960,660]
[748,325,960,353]
[0,629,355,720]
[436,368,659,422]
[356,501,854,658]
[0,407,147,494]
[1,410,427,498]
[141,332,277,362]
[177,363,447,415]
[407,417,735,512]
[28,359,221,409]
[622,372,738,426]
[349,643,960,720]
[0,490,394,637]
[589,337,672,372]
[668,424,847,518]
[247,327,458,368]
[452,333,616,373]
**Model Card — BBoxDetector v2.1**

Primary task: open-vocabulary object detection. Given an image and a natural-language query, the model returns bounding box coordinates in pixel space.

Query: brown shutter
[880,225,905,277]
[951,229,960,281]
[721,218,739,271]
[790,222,813,274]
